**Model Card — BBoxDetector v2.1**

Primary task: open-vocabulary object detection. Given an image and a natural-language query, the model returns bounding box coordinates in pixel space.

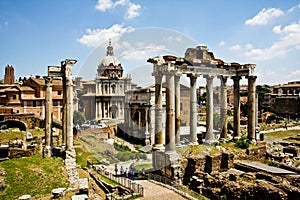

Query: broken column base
[152,150,182,186]
[65,148,79,187]
[43,146,52,158]
[203,139,218,146]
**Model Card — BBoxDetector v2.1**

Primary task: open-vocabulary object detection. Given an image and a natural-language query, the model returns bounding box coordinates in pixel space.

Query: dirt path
[135,180,187,200]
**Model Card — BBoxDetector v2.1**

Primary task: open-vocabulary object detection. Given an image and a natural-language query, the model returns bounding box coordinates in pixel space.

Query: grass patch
[177,145,221,157]
[98,174,119,186]
[178,185,208,200]
[0,130,23,143]
[264,130,300,139]
[75,146,99,167]
[0,154,69,200]
[132,163,153,171]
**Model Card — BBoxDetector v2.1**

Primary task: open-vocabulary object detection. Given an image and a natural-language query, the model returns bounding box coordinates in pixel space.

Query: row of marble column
[43,60,76,158]
[152,69,257,152]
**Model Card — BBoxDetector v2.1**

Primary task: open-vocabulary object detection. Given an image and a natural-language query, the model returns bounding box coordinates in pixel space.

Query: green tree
[73,111,86,126]
[76,89,85,112]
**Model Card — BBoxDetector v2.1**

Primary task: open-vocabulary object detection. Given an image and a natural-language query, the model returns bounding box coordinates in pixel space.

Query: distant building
[82,41,134,121]
[123,83,190,145]
[4,65,15,84]
[270,81,300,119]
[0,75,78,122]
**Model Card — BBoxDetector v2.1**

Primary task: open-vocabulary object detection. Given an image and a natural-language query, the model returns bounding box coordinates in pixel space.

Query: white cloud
[219,41,226,46]
[0,21,8,30]
[95,0,141,19]
[230,44,241,51]
[121,43,166,61]
[126,2,141,19]
[288,69,300,78]
[287,4,300,13]
[164,36,182,42]
[77,24,134,47]
[245,8,284,26]
[231,21,300,61]
[272,25,282,34]
[95,0,113,12]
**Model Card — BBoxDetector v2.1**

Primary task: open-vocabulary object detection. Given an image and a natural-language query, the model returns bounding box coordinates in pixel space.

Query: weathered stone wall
[246,145,266,160]
[8,148,35,159]
[192,170,300,200]
[283,146,300,157]
[205,154,222,173]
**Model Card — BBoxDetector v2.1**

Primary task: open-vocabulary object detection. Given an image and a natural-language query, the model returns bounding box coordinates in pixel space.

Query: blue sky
[0,0,299,85]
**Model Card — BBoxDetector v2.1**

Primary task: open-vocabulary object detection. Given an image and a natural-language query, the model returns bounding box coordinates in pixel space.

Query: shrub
[259,133,264,141]
[113,142,131,152]
[235,139,249,149]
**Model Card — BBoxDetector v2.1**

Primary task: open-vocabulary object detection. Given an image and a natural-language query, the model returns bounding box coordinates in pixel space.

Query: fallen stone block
[52,187,66,198]
[71,194,88,200]
[18,194,31,200]
[78,178,89,194]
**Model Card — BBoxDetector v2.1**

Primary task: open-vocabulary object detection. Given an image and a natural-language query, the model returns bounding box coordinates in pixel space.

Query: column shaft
[205,75,214,142]
[166,72,175,153]
[45,77,53,157]
[233,76,242,139]
[62,74,66,147]
[220,76,228,139]
[175,75,181,145]
[62,60,76,151]
[154,73,164,149]
[247,76,257,141]
[189,74,198,144]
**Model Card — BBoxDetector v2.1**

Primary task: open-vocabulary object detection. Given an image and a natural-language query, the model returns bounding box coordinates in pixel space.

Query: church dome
[99,40,121,67]
[97,40,123,78]
[100,55,121,67]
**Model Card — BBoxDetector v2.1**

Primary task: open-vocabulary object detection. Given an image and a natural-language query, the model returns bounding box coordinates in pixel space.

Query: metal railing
[94,166,144,198]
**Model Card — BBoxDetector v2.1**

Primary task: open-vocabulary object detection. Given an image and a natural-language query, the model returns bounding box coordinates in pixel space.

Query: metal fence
[148,173,172,186]
[95,167,144,198]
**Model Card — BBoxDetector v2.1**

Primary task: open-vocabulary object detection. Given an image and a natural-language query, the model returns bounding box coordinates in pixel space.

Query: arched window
[112,84,116,94]
[105,85,108,94]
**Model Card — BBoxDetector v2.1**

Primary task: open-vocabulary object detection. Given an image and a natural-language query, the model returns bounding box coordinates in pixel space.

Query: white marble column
[62,59,77,152]
[43,76,52,158]
[220,76,228,139]
[205,75,215,144]
[175,74,181,146]
[232,76,242,139]
[165,71,176,153]
[62,72,67,148]
[247,76,257,142]
[188,74,198,145]
[153,73,164,150]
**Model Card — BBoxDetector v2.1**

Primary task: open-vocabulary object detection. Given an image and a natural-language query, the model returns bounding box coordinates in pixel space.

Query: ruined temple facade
[83,41,133,121]
[148,45,257,185]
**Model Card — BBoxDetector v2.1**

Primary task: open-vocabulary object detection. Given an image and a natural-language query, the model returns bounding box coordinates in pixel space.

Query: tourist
[120,166,124,177]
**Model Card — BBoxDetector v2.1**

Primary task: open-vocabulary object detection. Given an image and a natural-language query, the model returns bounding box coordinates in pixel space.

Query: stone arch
[2,120,27,131]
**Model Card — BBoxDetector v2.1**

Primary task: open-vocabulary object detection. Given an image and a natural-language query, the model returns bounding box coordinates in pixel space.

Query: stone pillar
[232,76,242,139]
[43,76,52,158]
[145,107,150,145]
[205,75,215,144]
[153,73,164,150]
[220,76,228,139]
[247,76,257,142]
[175,74,181,146]
[62,72,67,148]
[165,71,176,153]
[188,74,198,145]
[61,59,77,152]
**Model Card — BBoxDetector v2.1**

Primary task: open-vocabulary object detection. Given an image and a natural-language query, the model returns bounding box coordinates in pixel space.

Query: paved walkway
[135,180,188,200]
